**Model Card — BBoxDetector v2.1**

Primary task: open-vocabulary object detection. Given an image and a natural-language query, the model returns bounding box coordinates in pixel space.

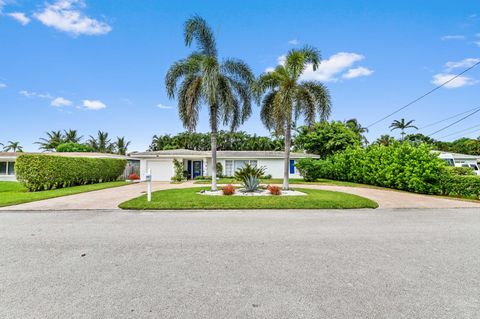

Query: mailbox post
[145,169,152,202]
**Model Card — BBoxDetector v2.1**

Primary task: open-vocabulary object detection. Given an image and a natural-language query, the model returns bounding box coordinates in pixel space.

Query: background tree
[345,118,368,145]
[389,118,417,140]
[165,16,254,191]
[87,131,114,153]
[3,141,23,152]
[404,133,436,146]
[374,134,396,146]
[56,143,94,152]
[36,130,64,151]
[63,129,82,143]
[256,46,331,189]
[294,121,360,158]
[115,137,131,155]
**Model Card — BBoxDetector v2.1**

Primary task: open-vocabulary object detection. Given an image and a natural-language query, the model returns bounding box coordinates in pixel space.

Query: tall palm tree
[346,118,369,145]
[63,129,82,143]
[165,16,254,191]
[115,137,131,155]
[256,46,332,190]
[87,131,113,153]
[389,118,418,140]
[36,130,64,151]
[3,141,23,152]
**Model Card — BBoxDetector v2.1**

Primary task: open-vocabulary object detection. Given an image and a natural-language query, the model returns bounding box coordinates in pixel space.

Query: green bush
[440,175,480,199]
[15,154,126,191]
[446,166,475,176]
[171,159,186,182]
[295,158,323,182]
[234,164,265,182]
[297,143,448,194]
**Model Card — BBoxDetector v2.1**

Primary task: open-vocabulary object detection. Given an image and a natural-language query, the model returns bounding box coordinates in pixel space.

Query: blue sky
[0,0,479,151]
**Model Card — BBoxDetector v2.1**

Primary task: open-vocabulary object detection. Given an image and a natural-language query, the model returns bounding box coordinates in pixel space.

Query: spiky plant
[165,15,254,191]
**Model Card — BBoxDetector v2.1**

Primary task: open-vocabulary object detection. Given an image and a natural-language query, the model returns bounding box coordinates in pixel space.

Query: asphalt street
[1,208,480,318]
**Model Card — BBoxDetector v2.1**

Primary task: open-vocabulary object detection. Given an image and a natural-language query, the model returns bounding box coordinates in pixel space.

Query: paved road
[1,208,480,318]
[2,181,479,210]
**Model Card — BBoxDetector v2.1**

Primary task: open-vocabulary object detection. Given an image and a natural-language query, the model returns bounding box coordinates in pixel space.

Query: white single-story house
[434,151,480,174]
[0,152,140,182]
[131,149,320,181]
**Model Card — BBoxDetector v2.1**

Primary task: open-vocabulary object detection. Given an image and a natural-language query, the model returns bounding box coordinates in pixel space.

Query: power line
[420,106,480,130]
[367,60,480,129]
[439,125,480,140]
[428,107,480,137]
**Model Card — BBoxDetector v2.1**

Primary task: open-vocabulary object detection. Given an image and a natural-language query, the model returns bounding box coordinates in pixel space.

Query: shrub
[297,143,448,194]
[127,173,140,180]
[56,143,94,153]
[216,162,224,178]
[440,175,480,199]
[295,158,323,182]
[171,159,185,182]
[447,166,475,176]
[15,154,126,191]
[234,163,265,182]
[222,184,235,195]
[267,185,282,195]
[243,176,260,192]
[262,174,272,180]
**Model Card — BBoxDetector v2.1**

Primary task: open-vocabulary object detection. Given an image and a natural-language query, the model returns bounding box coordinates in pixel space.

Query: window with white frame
[225,160,233,177]
[233,160,258,172]
[0,161,15,175]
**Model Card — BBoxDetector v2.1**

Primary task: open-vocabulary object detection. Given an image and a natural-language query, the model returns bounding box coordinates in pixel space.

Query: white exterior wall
[257,159,302,178]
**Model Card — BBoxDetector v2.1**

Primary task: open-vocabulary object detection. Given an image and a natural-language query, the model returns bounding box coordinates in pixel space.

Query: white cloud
[8,12,31,25]
[0,0,5,13]
[157,103,172,109]
[342,66,374,79]
[34,0,112,36]
[19,90,53,99]
[288,39,299,45]
[300,52,366,82]
[445,58,480,71]
[431,73,478,88]
[83,99,106,110]
[0,82,6,89]
[51,96,72,107]
[440,35,466,41]
[265,52,373,82]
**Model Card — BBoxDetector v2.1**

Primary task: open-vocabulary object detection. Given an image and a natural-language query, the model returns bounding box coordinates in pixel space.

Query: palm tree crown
[390,118,418,140]
[87,131,114,153]
[115,137,131,155]
[256,46,332,189]
[346,118,369,144]
[3,141,23,152]
[165,15,254,191]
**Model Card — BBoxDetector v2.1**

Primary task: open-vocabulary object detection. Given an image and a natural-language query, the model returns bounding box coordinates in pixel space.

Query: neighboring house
[435,151,480,175]
[0,152,140,182]
[131,149,320,181]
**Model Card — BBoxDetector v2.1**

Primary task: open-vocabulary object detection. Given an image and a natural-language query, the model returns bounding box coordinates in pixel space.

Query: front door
[192,160,203,178]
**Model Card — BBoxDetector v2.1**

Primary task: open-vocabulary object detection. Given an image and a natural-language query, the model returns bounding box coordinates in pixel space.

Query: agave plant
[242,176,260,192]
[234,163,265,182]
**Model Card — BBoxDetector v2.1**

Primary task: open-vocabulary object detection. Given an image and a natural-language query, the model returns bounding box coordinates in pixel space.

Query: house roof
[130,149,320,159]
[433,151,480,161]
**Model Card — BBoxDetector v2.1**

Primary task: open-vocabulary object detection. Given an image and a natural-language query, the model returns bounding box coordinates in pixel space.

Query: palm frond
[184,15,217,56]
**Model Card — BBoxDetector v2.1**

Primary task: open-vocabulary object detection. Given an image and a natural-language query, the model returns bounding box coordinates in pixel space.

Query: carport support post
[147,169,152,202]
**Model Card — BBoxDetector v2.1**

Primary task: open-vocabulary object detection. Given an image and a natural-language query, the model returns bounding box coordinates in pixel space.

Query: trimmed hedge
[297,143,446,194]
[15,154,126,191]
[296,143,480,199]
[440,175,480,199]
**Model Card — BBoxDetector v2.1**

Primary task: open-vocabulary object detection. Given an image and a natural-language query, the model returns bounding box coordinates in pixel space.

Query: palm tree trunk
[211,107,218,192]
[283,121,291,190]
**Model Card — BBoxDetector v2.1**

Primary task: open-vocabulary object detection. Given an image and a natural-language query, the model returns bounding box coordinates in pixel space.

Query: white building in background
[131,149,319,181]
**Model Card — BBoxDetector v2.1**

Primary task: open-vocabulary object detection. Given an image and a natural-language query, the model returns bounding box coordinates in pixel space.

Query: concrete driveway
[2,181,479,210]
[1,208,480,318]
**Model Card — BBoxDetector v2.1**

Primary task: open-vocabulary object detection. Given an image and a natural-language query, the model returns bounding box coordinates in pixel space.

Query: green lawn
[193,177,368,188]
[0,181,129,208]
[119,187,378,210]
